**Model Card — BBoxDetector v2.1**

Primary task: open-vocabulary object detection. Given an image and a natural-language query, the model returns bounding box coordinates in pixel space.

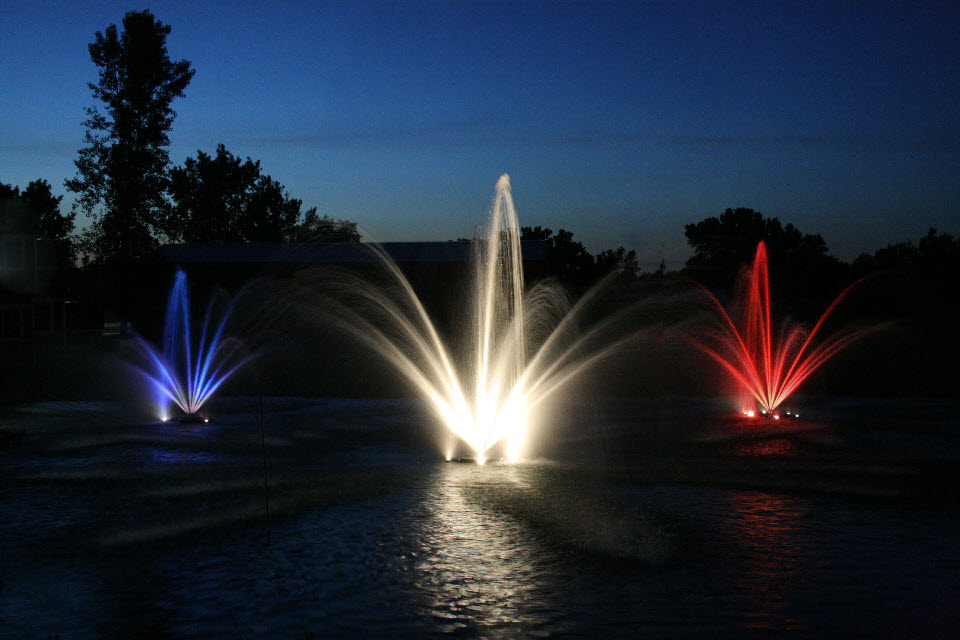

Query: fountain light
[320,175,641,463]
[133,270,254,421]
[690,241,872,415]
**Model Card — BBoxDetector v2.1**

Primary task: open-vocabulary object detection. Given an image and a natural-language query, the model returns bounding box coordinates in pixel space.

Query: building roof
[158,241,548,264]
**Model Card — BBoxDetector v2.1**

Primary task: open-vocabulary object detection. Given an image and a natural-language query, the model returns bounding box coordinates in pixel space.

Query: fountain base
[173,414,210,424]
[446,456,505,464]
[741,408,802,421]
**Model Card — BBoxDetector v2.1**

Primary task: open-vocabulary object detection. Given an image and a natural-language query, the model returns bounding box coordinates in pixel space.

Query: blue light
[134,270,253,419]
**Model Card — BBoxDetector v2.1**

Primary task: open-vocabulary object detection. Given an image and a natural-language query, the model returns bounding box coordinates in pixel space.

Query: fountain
[133,269,253,422]
[319,175,637,463]
[689,241,870,417]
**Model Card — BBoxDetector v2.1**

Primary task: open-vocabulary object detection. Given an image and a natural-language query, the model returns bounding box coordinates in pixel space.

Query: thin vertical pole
[259,394,270,545]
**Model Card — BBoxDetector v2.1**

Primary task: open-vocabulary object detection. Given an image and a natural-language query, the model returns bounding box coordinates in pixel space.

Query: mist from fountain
[690,241,870,415]
[134,269,254,421]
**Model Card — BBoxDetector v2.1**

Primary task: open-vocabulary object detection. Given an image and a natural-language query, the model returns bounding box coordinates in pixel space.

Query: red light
[690,241,870,418]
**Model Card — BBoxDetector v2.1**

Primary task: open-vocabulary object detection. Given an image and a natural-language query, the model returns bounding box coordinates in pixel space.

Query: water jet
[320,175,640,463]
[690,241,871,417]
[133,269,253,421]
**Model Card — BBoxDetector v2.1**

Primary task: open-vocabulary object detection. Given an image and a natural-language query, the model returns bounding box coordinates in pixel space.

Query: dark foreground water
[1,397,959,638]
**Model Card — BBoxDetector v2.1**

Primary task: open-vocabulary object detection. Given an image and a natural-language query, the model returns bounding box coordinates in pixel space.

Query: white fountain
[322,175,636,463]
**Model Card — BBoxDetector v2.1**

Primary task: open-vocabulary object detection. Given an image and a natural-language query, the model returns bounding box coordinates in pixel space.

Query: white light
[746,410,755,418]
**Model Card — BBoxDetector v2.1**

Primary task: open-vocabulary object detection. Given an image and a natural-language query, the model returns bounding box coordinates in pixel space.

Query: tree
[851,227,960,315]
[166,145,348,243]
[285,210,360,243]
[520,226,638,288]
[22,180,76,265]
[595,246,640,282]
[521,226,595,287]
[0,180,77,265]
[683,207,845,300]
[66,10,194,264]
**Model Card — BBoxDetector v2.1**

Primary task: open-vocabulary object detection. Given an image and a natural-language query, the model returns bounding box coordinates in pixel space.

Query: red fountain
[691,241,869,417]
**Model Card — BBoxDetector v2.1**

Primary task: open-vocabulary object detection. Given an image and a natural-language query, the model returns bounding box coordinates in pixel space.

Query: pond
[1,397,958,638]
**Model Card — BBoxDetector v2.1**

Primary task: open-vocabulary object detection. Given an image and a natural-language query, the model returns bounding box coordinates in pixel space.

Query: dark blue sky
[2,0,957,266]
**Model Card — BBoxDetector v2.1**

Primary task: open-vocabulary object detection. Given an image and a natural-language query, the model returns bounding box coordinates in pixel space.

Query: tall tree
[66,10,194,264]
[166,144,346,243]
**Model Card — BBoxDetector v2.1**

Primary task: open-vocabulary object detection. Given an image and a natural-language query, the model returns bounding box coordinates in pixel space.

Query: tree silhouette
[595,246,640,282]
[66,9,194,264]
[684,207,845,303]
[521,226,595,288]
[1,180,76,265]
[167,144,352,243]
[285,210,360,243]
[851,228,960,316]
[520,226,638,288]
[23,180,76,265]
[840,228,960,394]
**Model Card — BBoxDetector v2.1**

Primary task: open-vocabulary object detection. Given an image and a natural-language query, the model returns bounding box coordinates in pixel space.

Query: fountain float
[320,175,639,463]
[134,269,254,422]
[689,241,870,419]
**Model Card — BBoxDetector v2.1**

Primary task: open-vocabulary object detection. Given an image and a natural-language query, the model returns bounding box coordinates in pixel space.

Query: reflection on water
[150,421,216,439]
[725,490,810,632]
[411,465,555,635]
[148,447,222,465]
[732,437,800,456]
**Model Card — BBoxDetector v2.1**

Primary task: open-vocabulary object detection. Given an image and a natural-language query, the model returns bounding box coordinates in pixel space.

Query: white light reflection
[411,464,551,631]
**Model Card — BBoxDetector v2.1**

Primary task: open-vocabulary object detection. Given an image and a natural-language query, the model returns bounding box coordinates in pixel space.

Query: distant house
[0,196,65,364]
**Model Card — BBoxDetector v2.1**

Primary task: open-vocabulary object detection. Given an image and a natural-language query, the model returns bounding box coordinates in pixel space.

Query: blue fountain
[134,269,252,422]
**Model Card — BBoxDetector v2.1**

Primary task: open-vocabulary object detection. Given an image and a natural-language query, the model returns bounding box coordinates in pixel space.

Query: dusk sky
[2,0,958,267]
